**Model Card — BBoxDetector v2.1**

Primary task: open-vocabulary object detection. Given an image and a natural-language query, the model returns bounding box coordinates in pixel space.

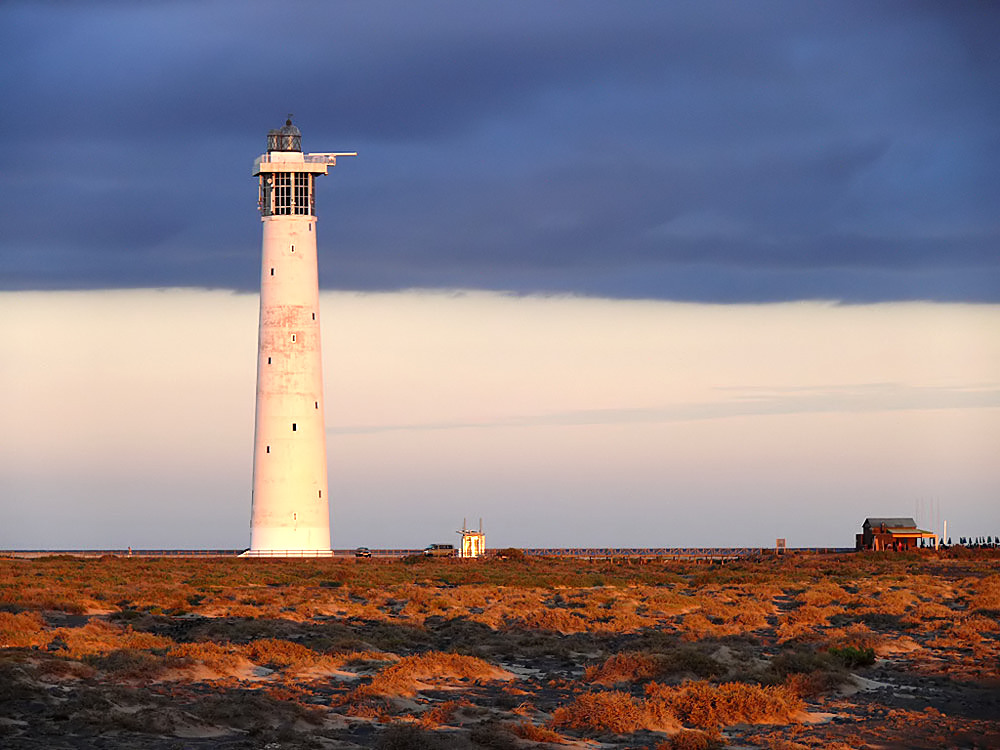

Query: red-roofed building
[857,517,938,551]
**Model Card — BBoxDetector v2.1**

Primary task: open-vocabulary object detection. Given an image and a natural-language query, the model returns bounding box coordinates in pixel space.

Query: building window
[292,423,297,431]
[291,334,296,342]
[318,491,322,498]
[270,268,274,276]
[267,357,271,364]
[273,172,291,214]
[314,401,318,409]
[266,445,270,453]
[290,244,295,253]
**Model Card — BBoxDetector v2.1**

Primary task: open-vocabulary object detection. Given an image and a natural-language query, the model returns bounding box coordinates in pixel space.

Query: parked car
[354,546,372,558]
[423,543,455,558]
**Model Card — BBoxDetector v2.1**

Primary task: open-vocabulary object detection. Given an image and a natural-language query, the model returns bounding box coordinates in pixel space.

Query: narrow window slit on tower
[312,313,316,320]
[314,401,318,409]
[292,423,297,431]
[266,446,270,453]
[291,245,295,253]
[318,491,322,498]
[267,357,271,364]
[270,268,274,276]
[291,334,296,342]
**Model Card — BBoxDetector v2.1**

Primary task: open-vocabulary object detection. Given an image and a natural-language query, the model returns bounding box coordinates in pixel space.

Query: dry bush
[776,604,843,643]
[680,613,734,640]
[346,695,395,719]
[585,651,662,684]
[376,722,445,750]
[821,622,884,652]
[469,720,520,749]
[167,641,245,672]
[0,585,89,613]
[329,650,400,670]
[550,690,645,734]
[930,614,999,648]
[419,698,471,728]
[509,720,566,743]
[186,688,324,733]
[83,648,166,679]
[34,655,95,680]
[970,575,1000,611]
[780,669,847,699]
[351,652,508,699]
[660,645,723,679]
[241,637,335,671]
[657,729,723,750]
[644,680,803,731]
[825,645,876,668]
[908,602,959,621]
[598,608,659,633]
[731,602,771,632]
[797,582,849,607]
[56,620,173,658]
[0,611,49,648]
[515,607,589,634]
[678,593,771,637]
[869,588,917,616]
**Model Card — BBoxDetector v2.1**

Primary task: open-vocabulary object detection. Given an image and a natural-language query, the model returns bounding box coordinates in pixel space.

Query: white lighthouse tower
[248,118,354,555]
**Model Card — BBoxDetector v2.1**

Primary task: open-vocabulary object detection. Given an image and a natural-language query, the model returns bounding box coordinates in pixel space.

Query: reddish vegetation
[0,549,998,748]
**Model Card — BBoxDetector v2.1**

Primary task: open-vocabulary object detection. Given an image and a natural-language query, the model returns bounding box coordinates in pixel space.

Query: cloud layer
[2,2,998,300]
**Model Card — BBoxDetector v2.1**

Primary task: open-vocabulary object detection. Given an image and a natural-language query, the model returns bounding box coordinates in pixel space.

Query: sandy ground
[1,551,998,748]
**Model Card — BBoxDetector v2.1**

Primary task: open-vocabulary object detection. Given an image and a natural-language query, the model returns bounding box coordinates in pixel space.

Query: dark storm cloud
[1,1,998,301]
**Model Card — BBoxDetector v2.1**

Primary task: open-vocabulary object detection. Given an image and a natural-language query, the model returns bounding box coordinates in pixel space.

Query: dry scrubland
[1,551,999,749]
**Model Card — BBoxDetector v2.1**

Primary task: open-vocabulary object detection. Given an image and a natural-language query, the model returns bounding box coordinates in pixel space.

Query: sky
[1,2,998,549]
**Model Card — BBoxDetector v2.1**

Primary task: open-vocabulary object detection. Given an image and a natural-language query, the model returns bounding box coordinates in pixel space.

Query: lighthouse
[248,118,354,555]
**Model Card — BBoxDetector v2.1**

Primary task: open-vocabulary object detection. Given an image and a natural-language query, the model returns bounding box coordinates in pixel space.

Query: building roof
[863,517,917,529]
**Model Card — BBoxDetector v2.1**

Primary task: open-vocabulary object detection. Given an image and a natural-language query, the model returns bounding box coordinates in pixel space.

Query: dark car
[354,547,372,558]
[423,543,455,558]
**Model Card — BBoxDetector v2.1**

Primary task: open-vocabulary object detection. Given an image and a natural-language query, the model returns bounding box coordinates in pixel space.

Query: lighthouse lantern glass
[294,174,311,215]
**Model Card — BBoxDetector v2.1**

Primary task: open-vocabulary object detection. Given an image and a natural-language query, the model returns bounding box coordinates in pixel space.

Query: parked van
[423,543,455,558]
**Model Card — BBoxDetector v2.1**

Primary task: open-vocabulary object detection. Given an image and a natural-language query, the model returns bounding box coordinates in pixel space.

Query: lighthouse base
[240,549,334,558]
